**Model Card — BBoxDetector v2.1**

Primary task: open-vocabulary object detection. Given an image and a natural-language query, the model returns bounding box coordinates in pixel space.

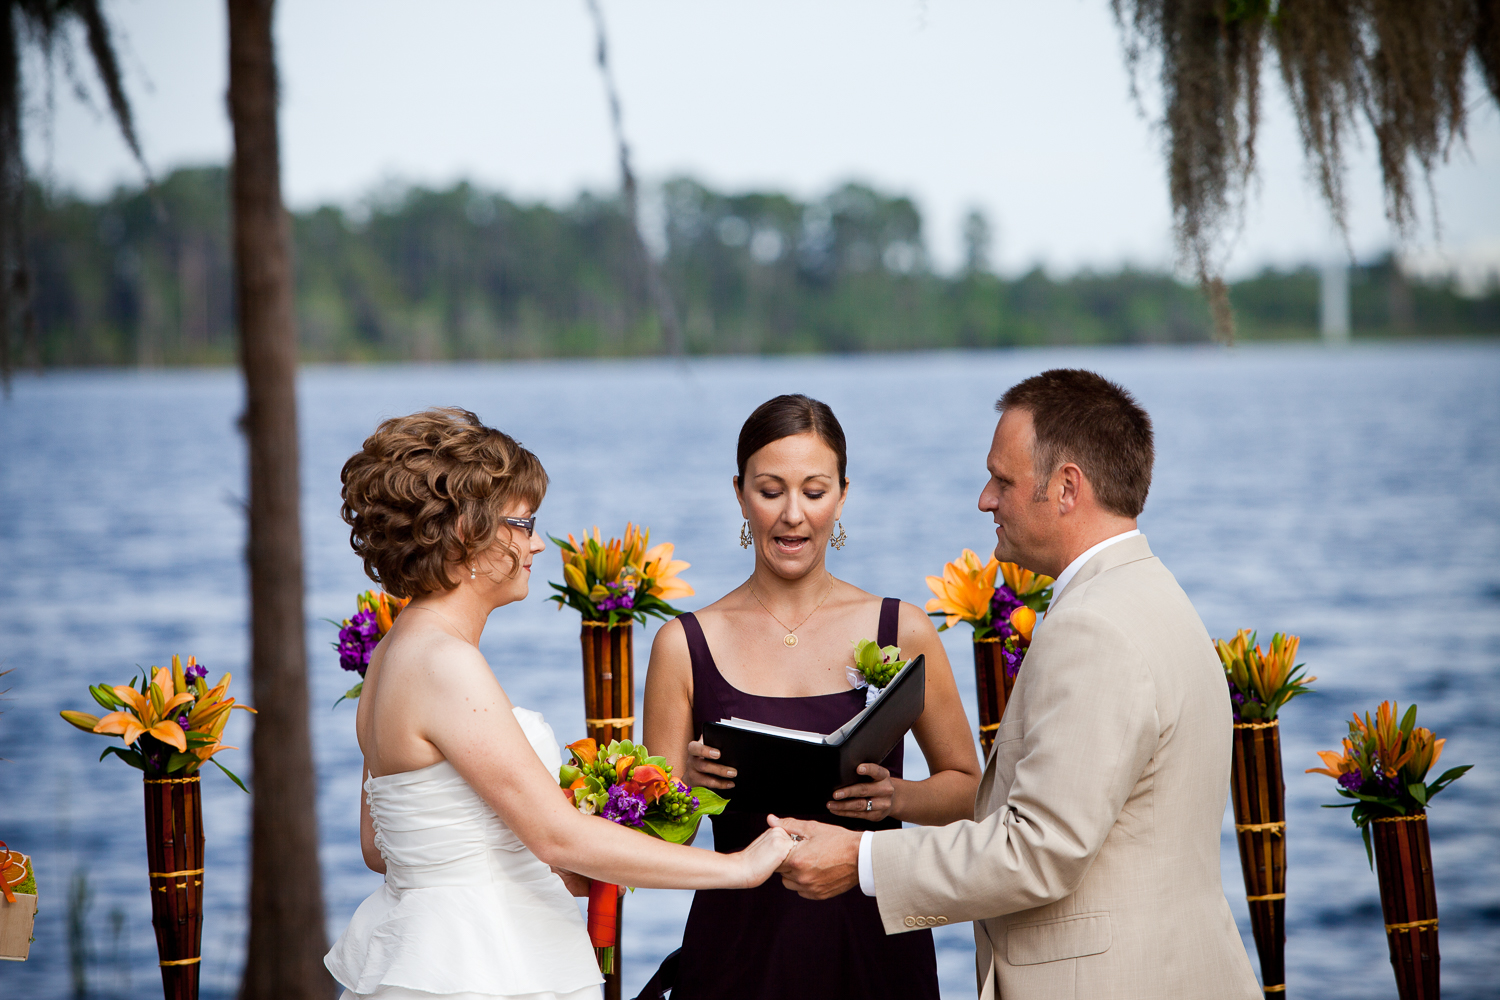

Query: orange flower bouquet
[925,549,1052,752]
[330,589,410,705]
[548,523,693,626]
[60,655,254,999]
[1309,702,1469,999]
[1213,629,1316,995]
[557,737,727,973]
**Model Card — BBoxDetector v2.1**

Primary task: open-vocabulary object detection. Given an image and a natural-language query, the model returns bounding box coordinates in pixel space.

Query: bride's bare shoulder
[369,624,501,703]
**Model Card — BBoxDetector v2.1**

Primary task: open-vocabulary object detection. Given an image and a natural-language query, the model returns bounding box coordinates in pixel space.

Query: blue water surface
[1,343,1496,999]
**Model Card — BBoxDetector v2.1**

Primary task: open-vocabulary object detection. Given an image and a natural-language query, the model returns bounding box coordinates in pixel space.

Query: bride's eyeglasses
[503,515,537,537]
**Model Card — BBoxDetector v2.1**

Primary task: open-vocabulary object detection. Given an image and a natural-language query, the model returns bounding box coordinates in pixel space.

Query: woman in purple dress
[642,394,982,1000]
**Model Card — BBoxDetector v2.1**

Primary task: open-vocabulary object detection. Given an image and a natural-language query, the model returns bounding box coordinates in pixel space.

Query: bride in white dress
[326,408,796,1000]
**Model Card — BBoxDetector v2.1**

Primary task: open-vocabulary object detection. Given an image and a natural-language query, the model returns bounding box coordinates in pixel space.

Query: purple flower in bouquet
[1001,644,1023,679]
[602,783,647,827]
[184,662,208,681]
[1365,768,1402,797]
[338,610,381,675]
[1337,769,1363,792]
[990,585,1024,633]
[598,584,636,613]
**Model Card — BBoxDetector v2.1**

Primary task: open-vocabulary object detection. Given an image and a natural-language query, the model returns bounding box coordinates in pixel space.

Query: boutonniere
[847,638,908,707]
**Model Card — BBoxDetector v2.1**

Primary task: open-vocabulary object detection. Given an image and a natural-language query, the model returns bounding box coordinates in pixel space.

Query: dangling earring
[829,521,847,551]
[470,563,478,580]
[739,521,753,549]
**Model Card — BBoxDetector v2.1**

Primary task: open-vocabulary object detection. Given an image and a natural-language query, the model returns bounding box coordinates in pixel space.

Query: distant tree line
[22,166,1499,366]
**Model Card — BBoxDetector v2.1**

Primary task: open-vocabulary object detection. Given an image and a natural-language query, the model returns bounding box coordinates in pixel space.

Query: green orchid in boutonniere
[846,638,907,707]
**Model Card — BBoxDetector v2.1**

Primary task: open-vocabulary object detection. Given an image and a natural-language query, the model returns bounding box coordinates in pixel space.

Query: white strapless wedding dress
[326,707,603,1000]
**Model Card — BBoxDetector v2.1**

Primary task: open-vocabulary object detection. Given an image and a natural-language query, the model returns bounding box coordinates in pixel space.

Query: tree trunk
[225,2,331,997]
[0,4,20,394]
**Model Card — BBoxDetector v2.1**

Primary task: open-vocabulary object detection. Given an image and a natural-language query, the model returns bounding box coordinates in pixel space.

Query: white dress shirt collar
[1047,528,1141,611]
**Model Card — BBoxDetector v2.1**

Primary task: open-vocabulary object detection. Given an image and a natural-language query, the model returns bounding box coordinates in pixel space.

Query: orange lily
[564,775,588,804]
[1361,701,1415,778]
[1402,727,1445,784]
[925,549,999,627]
[62,657,255,775]
[93,666,194,752]
[623,764,671,804]
[641,542,694,600]
[999,562,1054,598]
[568,738,599,766]
[1307,737,1363,779]
[614,755,637,781]
[1009,606,1037,643]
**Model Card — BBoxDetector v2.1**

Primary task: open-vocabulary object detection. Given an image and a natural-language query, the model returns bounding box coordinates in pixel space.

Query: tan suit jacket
[871,535,1259,1000]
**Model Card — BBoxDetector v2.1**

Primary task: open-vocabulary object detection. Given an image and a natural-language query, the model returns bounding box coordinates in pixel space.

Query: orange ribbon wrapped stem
[587,878,618,947]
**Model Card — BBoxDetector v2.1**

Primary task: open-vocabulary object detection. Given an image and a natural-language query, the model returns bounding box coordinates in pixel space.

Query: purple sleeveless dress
[670,597,940,1000]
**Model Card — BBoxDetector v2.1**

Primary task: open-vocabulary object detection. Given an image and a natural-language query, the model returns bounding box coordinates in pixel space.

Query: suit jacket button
[904,916,916,927]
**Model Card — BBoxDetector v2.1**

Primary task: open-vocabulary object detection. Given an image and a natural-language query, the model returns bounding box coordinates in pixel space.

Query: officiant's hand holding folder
[703,655,926,817]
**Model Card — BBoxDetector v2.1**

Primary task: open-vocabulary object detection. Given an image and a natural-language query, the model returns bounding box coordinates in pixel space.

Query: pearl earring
[470,563,477,580]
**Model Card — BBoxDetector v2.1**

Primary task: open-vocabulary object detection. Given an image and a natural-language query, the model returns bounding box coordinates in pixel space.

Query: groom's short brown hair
[997,369,1153,518]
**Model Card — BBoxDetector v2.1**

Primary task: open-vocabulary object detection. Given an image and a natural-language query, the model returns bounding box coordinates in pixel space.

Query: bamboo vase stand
[145,774,205,1000]
[973,638,1014,758]
[581,621,634,1000]
[1230,719,1287,995]
[1372,812,1440,1000]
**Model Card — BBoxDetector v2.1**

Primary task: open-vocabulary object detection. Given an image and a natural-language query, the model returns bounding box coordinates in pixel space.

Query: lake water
[1,344,1496,1000]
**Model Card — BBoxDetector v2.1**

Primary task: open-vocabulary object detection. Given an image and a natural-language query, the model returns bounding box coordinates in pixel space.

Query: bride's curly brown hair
[340,407,548,599]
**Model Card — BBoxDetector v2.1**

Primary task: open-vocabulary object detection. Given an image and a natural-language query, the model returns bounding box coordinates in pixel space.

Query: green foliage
[21,168,1500,366]
[851,639,906,690]
[641,788,729,844]
[14,856,35,897]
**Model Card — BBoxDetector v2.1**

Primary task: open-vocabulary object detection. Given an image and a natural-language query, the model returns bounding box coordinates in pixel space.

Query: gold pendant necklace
[749,577,833,648]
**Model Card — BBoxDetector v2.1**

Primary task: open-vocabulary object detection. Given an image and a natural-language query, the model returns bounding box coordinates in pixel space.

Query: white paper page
[717,717,828,743]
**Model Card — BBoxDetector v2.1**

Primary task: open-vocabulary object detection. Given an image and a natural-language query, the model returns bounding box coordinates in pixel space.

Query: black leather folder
[703,654,926,817]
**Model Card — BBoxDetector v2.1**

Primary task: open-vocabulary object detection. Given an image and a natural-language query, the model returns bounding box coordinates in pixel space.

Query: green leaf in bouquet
[99,745,145,771]
[1408,782,1428,805]
[1398,703,1418,739]
[1425,764,1472,799]
[641,787,729,844]
[333,681,364,708]
[211,756,250,793]
[168,751,201,773]
[644,755,669,770]
[558,764,583,787]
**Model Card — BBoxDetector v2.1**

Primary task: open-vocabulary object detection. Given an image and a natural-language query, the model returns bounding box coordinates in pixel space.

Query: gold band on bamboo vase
[1385,918,1438,933]
[1372,814,1428,823]
[1246,893,1286,902]
[1235,821,1287,834]
[1263,986,1286,993]
[1232,719,1280,730]
[586,717,635,727]
[159,957,202,967]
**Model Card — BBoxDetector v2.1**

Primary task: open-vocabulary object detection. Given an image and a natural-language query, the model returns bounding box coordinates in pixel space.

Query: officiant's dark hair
[341,407,548,598]
[998,370,1153,518]
[736,394,848,489]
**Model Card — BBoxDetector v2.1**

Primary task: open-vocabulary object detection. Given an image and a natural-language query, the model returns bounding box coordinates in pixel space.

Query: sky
[21,0,1500,281]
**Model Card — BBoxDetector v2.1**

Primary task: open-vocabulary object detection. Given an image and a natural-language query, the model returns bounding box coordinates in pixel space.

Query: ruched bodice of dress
[326,707,602,1000]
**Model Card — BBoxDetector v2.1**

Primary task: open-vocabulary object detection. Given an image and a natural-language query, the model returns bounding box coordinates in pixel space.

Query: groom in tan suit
[774,369,1260,999]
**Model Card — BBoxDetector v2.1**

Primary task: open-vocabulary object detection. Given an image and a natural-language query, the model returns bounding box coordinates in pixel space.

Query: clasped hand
[768,814,863,900]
